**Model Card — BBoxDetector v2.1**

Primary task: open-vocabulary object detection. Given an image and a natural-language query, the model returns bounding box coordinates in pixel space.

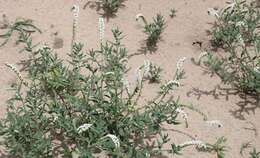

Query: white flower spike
[98,17,105,43]
[176,108,188,122]
[198,51,208,60]
[105,134,120,148]
[206,120,223,128]
[77,124,92,134]
[176,57,187,71]
[134,68,142,87]
[72,4,80,27]
[207,8,220,18]
[143,60,151,77]
[180,140,207,149]
[136,13,147,25]
[5,63,28,86]
[254,66,260,73]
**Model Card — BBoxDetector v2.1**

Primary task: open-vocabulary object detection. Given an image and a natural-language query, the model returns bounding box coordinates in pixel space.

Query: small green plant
[240,142,252,156]
[136,13,166,50]
[200,1,260,94]
[240,142,260,158]
[0,17,41,48]
[170,8,177,18]
[250,148,260,158]
[143,60,163,83]
[205,137,228,158]
[99,0,124,15]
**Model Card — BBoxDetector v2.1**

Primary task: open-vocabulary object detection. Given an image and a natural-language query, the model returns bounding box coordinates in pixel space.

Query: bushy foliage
[99,0,124,15]
[136,14,166,50]
[0,19,190,157]
[201,1,260,94]
[250,148,260,158]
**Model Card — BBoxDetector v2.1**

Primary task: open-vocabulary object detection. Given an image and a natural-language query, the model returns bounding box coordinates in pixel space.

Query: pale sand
[0,0,259,157]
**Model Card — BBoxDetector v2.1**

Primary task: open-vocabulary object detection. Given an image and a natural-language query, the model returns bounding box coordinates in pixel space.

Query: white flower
[5,63,28,86]
[53,115,58,122]
[207,8,221,18]
[98,17,105,43]
[122,78,130,92]
[104,72,115,76]
[135,13,144,21]
[104,134,120,148]
[236,21,245,27]
[180,140,207,149]
[237,34,245,47]
[143,60,151,77]
[42,45,50,50]
[166,80,180,87]
[254,66,260,73]
[176,108,188,122]
[136,13,147,24]
[72,4,80,27]
[198,51,208,60]
[206,120,223,128]
[176,57,186,71]
[134,68,142,86]
[77,124,92,134]
[119,57,128,63]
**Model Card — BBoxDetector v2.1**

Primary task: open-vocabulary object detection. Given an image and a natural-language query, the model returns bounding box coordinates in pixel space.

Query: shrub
[0,19,192,157]
[136,14,166,50]
[200,1,260,94]
[99,0,124,15]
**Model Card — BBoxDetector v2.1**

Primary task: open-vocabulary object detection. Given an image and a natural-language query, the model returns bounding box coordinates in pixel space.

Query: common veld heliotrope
[199,0,260,94]
[0,6,207,158]
[136,13,166,51]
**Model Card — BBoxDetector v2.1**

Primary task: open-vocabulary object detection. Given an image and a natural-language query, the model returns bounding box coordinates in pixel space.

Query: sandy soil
[0,0,259,157]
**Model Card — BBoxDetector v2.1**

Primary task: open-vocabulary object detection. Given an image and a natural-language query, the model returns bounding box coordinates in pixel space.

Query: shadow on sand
[187,84,260,120]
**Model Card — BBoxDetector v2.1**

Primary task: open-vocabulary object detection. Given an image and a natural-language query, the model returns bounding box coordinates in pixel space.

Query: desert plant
[0,17,41,48]
[240,142,260,158]
[250,148,260,158]
[169,8,177,18]
[136,13,166,50]
[205,137,228,158]
[0,14,196,157]
[171,137,227,158]
[200,0,260,94]
[99,0,124,15]
[171,140,207,156]
[142,60,163,83]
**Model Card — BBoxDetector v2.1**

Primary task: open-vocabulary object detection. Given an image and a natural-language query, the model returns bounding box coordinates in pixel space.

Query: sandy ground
[0,0,259,157]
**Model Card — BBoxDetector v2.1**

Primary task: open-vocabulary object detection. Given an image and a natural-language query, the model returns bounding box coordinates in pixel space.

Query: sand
[0,0,259,157]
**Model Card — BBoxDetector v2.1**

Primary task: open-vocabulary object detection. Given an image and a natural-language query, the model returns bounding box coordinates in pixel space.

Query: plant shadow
[83,0,127,21]
[128,40,158,59]
[187,85,260,120]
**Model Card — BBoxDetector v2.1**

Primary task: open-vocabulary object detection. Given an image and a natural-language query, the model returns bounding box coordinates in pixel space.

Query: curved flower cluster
[198,51,208,61]
[176,57,186,71]
[180,140,207,149]
[104,134,120,148]
[5,63,28,86]
[206,120,223,128]
[176,108,188,122]
[77,124,92,134]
